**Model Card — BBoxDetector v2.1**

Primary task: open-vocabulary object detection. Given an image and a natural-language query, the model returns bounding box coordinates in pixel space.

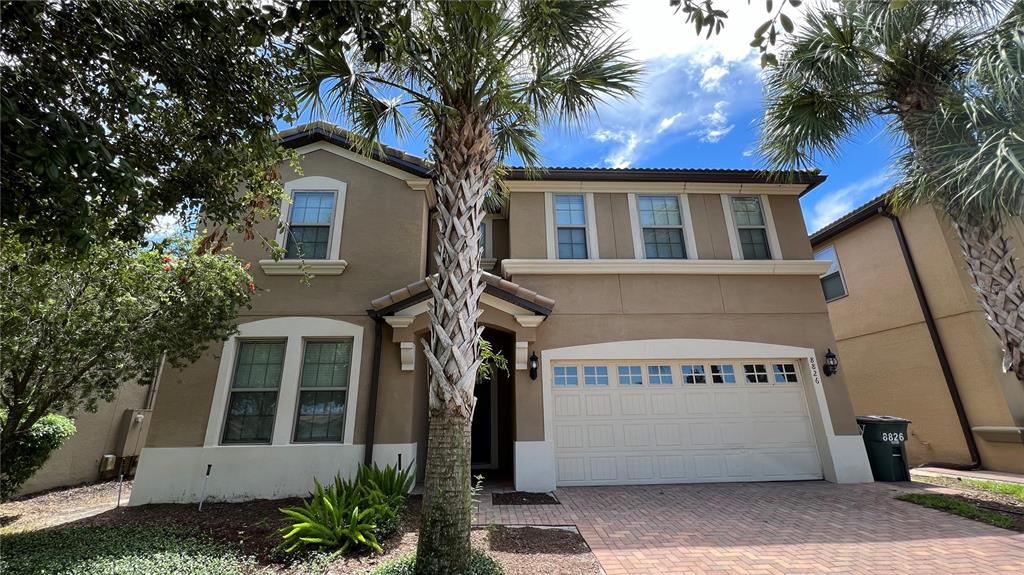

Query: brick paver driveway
[475,481,1024,574]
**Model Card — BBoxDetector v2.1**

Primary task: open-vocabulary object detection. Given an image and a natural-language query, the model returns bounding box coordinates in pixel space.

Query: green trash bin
[857,415,911,482]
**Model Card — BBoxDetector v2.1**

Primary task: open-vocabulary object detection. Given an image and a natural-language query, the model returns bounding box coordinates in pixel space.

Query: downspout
[882,208,981,469]
[363,312,384,467]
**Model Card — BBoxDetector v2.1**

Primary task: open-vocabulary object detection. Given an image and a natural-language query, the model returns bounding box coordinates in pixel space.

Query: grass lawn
[957,478,1024,503]
[897,493,1017,530]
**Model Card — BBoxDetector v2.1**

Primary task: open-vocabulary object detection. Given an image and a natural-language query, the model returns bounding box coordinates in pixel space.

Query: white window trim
[262,176,348,275]
[480,215,496,270]
[814,244,849,302]
[205,317,363,447]
[545,191,599,259]
[721,194,783,261]
[628,193,698,260]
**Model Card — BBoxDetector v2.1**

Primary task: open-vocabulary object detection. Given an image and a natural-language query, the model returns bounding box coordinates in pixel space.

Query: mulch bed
[491,491,560,506]
[16,486,601,574]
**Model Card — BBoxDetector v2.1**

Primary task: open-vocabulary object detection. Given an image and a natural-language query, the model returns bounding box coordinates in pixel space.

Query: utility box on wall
[118,408,152,457]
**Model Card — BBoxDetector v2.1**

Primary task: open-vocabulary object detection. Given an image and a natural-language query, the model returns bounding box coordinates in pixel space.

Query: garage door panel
[585,394,613,417]
[683,391,715,415]
[587,424,616,448]
[551,358,822,486]
[554,394,582,417]
[620,393,647,415]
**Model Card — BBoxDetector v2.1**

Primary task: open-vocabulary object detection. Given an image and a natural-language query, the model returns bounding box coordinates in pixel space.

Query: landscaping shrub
[0,525,255,575]
[369,551,504,575]
[0,413,76,499]
[278,463,414,557]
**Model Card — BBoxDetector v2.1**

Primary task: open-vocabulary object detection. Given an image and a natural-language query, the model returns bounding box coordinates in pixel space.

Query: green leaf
[780,14,794,34]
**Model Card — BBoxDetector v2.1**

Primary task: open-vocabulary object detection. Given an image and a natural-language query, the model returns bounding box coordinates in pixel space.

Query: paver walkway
[475,481,1024,575]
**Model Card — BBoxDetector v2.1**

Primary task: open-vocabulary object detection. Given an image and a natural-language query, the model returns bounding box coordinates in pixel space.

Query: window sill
[500,259,831,276]
[258,259,348,276]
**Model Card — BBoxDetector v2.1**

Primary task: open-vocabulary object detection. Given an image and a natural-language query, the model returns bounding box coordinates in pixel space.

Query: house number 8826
[881,432,905,443]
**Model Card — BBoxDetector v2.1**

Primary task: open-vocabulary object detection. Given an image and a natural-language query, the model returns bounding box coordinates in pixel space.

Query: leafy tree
[0,414,75,499]
[0,0,406,252]
[670,0,805,66]
[759,0,1024,381]
[297,1,640,571]
[0,233,256,490]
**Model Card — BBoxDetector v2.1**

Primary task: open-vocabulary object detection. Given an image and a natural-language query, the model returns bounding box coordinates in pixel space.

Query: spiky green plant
[278,474,384,557]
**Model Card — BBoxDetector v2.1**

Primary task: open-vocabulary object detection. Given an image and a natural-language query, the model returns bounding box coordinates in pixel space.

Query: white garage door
[551,359,822,485]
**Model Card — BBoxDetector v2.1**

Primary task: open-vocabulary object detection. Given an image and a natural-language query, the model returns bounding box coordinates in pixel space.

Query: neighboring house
[810,198,1024,474]
[20,381,153,495]
[129,123,873,505]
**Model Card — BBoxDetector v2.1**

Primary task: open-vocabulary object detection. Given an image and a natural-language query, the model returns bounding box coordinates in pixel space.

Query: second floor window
[638,195,687,259]
[555,194,588,259]
[814,245,848,301]
[286,191,336,259]
[730,196,771,260]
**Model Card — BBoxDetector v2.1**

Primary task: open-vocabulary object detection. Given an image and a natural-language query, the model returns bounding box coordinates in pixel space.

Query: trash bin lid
[856,415,911,424]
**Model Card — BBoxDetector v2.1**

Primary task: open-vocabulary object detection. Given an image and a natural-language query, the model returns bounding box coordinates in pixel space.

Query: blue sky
[282,0,900,234]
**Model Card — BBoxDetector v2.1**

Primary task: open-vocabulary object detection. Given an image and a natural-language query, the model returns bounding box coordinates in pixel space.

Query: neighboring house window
[647,365,673,385]
[222,341,286,444]
[710,364,736,384]
[554,194,589,259]
[286,191,336,259]
[553,366,579,386]
[681,364,707,384]
[814,245,848,301]
[617,365,643,385]
[293,340,352,443]
[583,365,609,386]
[730,196,771,260]
[638,196,687,259]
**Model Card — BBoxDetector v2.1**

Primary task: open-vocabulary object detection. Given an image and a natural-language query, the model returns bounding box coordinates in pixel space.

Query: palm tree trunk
[955,219,1024,382]
[415,109,495,574]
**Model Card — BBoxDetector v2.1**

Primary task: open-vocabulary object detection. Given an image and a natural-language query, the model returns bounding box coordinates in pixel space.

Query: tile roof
[370,271,555,314]
[277,122,827,193]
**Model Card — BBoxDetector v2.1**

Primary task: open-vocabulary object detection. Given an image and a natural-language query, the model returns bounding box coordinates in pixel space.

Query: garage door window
[554,366,579,386]
[647,365,673,385]
[710,364,736,384]
[681,364,707,384]
[583,366,609,386]
[617,365,643,385]
[743,363,770,383]
[772,363,799,383]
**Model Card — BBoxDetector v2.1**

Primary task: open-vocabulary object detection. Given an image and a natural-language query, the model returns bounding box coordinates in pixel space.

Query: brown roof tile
[370,271,553,313]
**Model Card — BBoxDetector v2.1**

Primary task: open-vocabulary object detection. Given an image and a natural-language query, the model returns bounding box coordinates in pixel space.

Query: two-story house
[810,197,1024,474]
[129,123,873,504]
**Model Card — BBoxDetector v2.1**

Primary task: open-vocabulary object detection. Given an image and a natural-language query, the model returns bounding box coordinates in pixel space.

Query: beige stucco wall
[507,272,860,437]
[508,191,814,261]
[146,150,428,449]
[21,382,151,494]
[818,205,1024,473]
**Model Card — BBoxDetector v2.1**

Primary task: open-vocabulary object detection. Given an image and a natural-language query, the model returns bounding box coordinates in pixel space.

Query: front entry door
[471,378,496,468]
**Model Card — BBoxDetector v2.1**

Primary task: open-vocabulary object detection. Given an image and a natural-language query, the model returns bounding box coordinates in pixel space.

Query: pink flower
[163,265,172,272]
[248,282,256,292]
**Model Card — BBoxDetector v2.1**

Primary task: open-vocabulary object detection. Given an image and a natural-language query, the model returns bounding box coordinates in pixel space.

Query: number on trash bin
[881,432,905,442]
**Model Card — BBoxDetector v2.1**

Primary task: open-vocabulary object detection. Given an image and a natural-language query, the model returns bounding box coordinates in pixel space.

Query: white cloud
[805,171,895,232]
[690,101,734,143]
[656,112,683,134]
[591,129,642,168]
[699,65,729,91]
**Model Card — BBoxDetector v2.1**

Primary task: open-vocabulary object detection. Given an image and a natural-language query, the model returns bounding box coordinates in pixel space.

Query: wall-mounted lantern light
[528,352,539,380]
[823,348,839,377]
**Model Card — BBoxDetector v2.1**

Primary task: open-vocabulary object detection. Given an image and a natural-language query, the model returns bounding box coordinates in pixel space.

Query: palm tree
[297,2,640,571]
[759,0,1024,382]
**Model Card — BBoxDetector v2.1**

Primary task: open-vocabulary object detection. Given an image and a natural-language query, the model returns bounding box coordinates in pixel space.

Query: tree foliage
[0,234,256,451]
[0,0,408,252]
[0,414,75,499]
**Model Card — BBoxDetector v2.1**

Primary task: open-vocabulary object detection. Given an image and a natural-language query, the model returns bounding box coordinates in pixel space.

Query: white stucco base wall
[371,442,418,478]
[514,440,556,492]
[130,444,366,505]
[824,435,875,483]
